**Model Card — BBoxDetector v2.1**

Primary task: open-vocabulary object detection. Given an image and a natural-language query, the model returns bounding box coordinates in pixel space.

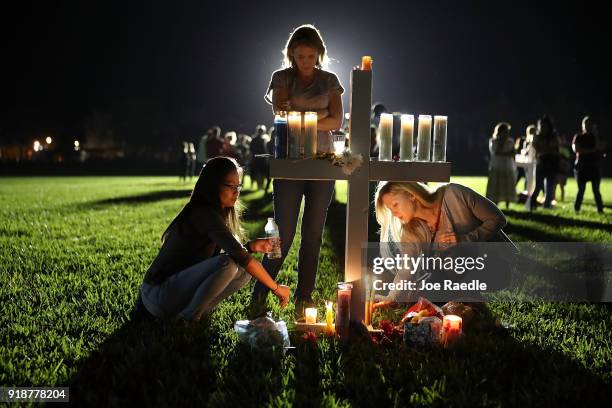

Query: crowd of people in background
[486,115,605,213]
[179,124,273,194]
[178,113,605,214]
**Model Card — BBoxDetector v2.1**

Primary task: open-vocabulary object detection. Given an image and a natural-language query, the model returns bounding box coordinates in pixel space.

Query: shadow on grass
[84,189,192,207]
[503,223,581,242]
[505,209,612,233]
[67,317,217,406]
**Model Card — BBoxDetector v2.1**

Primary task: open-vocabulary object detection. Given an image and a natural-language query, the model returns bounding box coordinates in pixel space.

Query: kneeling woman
[374,181,513,301]
[136,157,290,322]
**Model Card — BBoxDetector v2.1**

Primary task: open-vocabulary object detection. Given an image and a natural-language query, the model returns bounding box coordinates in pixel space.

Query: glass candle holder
[336,282,353,337]
[417,115,432,161]
[432,115,447,162]
[304,307,317,324]
[288,111,302,159]
[303,111,317,158]
[333,132,346,155]
[399,114,414,161]
[378,113,393,161]
[440,314,462,347]
[274,111,288,159]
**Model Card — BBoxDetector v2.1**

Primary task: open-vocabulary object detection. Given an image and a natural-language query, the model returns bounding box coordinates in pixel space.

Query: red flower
[379,320,395,336]
[301,330,318,342]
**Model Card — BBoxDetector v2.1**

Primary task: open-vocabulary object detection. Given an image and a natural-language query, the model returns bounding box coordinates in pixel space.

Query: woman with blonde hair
[374,181,512,301]
[250,24,344,318]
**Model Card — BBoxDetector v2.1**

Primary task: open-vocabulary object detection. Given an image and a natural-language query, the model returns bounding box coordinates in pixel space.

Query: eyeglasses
[223,183,243,192]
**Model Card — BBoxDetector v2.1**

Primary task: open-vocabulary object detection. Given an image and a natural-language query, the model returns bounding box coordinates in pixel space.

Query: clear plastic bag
[234,316,290,351]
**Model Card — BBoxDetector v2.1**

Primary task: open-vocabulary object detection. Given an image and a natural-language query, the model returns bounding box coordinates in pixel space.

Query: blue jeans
[140,255,251,321]
[527,155,559,209]
[252,179,335,302]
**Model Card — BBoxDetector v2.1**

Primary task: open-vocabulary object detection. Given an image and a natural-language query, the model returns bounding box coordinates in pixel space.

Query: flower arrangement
[316,150,364,175]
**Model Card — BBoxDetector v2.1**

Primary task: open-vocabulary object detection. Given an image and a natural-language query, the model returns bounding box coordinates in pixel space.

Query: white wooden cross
[269,70,451,322]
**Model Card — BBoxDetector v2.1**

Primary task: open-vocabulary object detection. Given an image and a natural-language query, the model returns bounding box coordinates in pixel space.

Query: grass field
[1,176,611,406]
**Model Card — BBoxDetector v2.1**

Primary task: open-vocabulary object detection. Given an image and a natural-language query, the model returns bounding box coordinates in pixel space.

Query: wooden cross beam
[269,70,451,322]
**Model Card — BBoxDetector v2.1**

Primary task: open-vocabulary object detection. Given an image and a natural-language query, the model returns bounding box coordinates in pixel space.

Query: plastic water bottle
[264,218,282,259]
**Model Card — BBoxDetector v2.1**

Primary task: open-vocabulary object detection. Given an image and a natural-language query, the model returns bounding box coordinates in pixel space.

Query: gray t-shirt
[265,68,344,153]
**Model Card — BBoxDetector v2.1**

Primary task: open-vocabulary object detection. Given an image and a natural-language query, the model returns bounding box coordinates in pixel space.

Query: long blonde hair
[374,182,445,250]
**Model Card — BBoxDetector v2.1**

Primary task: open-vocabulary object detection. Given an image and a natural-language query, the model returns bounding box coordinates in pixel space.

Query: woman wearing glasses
[133,156,290,324]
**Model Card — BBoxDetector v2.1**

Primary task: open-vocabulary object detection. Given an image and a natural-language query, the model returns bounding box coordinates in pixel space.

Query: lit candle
[305,307,318,324]
[378,113,393,161]
[303,111,317,158]
[399,114,414,161]
[325,301,334,334]
[361,56,372,71]
[288,111,302,159]
[440,315,462,346]
[432,115,447,162]
[417,115,432,161]
[336,282,353,337]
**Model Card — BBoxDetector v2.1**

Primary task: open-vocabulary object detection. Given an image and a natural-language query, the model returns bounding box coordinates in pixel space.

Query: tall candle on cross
[378,113,393,161]
[417,115,432,161]
[304,111,317,158]
[432,116,447,162]
[288,111,302,159]
[399,114,414,161]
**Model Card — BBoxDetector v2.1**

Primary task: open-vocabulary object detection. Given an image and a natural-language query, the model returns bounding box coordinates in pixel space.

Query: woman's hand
[277,100,292,111]
[250,238,279,254]
[437,231,458,246]
[273,284,291,308]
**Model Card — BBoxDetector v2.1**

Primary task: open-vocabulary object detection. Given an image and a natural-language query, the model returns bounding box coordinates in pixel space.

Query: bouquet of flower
[316,150,364,175]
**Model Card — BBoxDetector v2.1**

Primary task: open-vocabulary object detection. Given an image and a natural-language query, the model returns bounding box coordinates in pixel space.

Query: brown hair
[282,24,328,69]
[162,156,245,243]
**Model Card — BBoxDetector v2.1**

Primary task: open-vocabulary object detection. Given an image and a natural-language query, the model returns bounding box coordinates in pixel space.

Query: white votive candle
[432,115,447,162]
[378,113,393,161]
[305,307,318,324]
[417,115,432,161]
[399,114,414,161]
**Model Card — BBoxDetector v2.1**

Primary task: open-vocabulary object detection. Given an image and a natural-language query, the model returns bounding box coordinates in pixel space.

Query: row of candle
[378,113,448,162]
[302,282,353,337]
[304,301,335,334]
[274,111,318,159]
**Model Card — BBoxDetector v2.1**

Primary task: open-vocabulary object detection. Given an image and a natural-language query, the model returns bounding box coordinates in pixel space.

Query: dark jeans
[252,179,335,302]
[574,166,603,212]
[528,155,559,209]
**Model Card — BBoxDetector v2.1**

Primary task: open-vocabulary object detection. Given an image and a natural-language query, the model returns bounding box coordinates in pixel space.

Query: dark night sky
[2,0,611,148]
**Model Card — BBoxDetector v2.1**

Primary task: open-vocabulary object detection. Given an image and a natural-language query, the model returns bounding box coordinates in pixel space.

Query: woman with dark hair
[134,156,290,323]
[526,115,561,210]
[251,24,344,318]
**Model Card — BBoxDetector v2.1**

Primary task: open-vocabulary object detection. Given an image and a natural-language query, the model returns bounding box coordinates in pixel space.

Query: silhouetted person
[526,115,560,210]
[206,126,224,159]
[515,124,537,197]
[188,142,197,179]
[486,122,516,209]
[573,116,604,213]
[179,141,190,182]
[249,124,270,191]
[196,132,208,171]
[555,135,571,203]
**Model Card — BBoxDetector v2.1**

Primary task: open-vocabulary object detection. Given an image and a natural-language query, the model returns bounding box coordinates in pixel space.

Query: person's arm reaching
[244,259,290,308]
